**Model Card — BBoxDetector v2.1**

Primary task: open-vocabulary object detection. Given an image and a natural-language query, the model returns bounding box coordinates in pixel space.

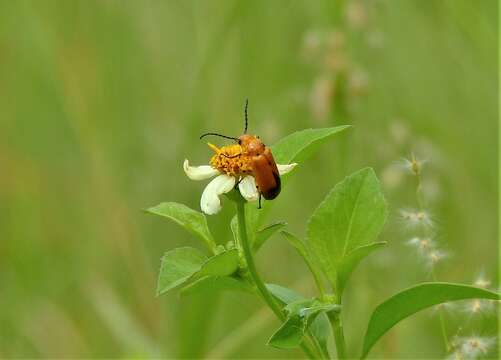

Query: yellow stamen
[207,142,221,154]
[209,144,253,177]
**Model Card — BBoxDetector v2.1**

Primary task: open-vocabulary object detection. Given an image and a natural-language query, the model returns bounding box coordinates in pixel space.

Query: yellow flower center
[208,143,253,177]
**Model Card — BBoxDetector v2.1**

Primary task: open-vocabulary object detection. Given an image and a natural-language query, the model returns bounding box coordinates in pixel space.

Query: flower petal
[183,159,219,181]
[200,174,236,215]
[238,176,259,202]
[277,163,298,175]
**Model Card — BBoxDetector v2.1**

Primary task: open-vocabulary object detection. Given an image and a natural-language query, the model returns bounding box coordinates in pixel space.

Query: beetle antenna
[199,132,238,141]
[244,98,249,134]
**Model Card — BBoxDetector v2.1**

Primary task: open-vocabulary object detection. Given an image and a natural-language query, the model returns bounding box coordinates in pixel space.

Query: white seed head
[399,208,434,229]
[453,336,496,358]
[430,302,456,316]
[462,299,496,316]
[473,273,491,289]
[425,249,448,270]
[406,237,437,255]
[401,155,426,176]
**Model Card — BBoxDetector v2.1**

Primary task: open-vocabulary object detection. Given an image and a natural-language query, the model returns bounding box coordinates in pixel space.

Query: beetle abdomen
[251,148,281,200]
[262,171,281,200]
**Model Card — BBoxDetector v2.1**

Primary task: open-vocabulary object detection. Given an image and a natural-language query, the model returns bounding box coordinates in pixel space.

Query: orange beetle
[200,99,280,207]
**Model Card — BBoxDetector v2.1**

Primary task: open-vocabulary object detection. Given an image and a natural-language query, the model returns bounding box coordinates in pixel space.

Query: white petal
[277,163,298,175]
[238,176,259,202]
[200,174,236,215]
[183,159,219,181]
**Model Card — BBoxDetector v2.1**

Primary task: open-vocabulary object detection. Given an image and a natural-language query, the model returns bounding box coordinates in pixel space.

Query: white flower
[184,159,297,215]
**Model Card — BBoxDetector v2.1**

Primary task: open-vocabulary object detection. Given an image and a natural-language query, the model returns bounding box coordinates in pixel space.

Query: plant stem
[235,200,321,359]
[432,270,451,352]
[416,166,450,354]
[236,201,283,318]
[328,293,347,359]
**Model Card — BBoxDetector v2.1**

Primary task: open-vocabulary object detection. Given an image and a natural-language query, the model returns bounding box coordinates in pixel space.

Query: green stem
[235,200,322,359]
[418,164,450,354]
[236,200,283,318]
[432,270,450,352]
[328,293,347,359]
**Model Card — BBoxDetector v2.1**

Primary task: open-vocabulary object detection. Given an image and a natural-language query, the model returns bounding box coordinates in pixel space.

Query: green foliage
[195,249,239,278]
[268,298,340,349]
[307,168,388,295]
[157,247,207,295]
[271,126,351,164]
[267,283,303,304]
[1,0,497,357]
[309,311,332,357]
[268,315,305,349]
[230,203,261,243]
[266,284,335,354]
[147,202,216,252]
[361,282,501,358]
[180,275,253,296]
[231,216,287,252]
[253,222,287,252]
[280,231,325,294]
[157,248,241,296]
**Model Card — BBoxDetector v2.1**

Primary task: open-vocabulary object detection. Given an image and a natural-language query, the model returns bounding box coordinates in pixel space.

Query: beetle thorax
[239,134,265,156]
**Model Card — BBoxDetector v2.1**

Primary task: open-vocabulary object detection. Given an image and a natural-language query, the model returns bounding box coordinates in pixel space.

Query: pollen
[208,143,253,177]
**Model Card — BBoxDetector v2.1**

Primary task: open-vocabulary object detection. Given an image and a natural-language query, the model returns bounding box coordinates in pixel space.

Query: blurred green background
[0,0,497,358]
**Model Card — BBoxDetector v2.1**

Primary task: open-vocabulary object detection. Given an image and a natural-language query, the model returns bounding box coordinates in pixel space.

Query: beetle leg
[258,193,262,209]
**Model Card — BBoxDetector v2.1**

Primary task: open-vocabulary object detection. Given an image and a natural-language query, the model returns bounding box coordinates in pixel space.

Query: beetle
[199,99,281,208]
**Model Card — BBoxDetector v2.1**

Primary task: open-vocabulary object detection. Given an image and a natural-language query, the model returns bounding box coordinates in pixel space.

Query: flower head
[461,298,496,317]
[400,208,434,229]
[473,273,491,289]
[450,336,496,359]
[184,143,297,215]
[407,236,436,255]
[401,154,426,176]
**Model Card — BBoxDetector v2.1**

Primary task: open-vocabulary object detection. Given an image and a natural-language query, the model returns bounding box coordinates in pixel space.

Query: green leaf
[268,316,305,349]
[266,283,303,304]
[178,250,246,296]
[281,231,325,292]
[146,202,216,252]
[253,221,287,252]
[180,275,253,296]
[230,215,239,245]
[309,312,331,356]
[266,284,334,355]
[307,168,387,294]
[196,249,240,278]
[268,298,340,349]
[230,204,260,246]
[255,127,349,225]
[271,126,350,164]
[361,282,501,359]
[157,247,207,296]
[337,241,387,294]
